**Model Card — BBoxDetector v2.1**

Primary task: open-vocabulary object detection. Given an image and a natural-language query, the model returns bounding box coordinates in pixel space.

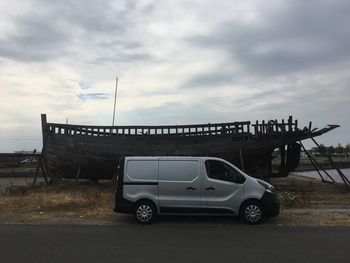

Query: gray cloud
[91,52,155,65]
[0,15,71,61]
[189,0,350,76]
[1,0,349,152]
[231,90,276,107]
[0,0,155,63]
[120,101,237,125]
[77,93,109,102]
[182,71,239,89]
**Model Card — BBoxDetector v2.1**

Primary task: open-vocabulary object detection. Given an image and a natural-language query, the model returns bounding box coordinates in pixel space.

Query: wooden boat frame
[40,114,339,180]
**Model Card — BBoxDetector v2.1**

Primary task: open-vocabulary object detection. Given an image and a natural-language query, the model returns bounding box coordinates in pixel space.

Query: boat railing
[41,114,300,138]
[252,116,299,135]
[44,121,252,137]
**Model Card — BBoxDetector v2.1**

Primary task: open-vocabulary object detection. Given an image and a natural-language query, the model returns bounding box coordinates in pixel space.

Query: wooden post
[288,116,292,131]
[112,77,118,126]
[254,120,259,134]
[262,120,265,134]
[275,119,278,132]
[41,114,47,146]
[310,137,349,184]
[37,115,50,184]
[300,141,335,183]
[32,156,41,185]
[40,160,49,184]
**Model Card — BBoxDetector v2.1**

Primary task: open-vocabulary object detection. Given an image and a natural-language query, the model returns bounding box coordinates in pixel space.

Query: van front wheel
[134,201,157,224]
[240,200,264,224]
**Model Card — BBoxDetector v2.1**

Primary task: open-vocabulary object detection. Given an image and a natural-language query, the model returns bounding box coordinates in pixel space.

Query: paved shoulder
[0,225,349,263]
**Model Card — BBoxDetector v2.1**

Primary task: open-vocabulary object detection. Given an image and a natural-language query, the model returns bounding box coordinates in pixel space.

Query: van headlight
[257,179,275,193]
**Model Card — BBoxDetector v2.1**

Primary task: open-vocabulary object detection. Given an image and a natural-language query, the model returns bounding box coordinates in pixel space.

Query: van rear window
[126,160,158,181]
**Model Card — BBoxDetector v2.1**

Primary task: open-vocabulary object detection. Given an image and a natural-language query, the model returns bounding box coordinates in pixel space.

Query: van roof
[124,156,224,160]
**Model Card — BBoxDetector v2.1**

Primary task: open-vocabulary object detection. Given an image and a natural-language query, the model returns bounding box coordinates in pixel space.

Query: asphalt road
[0,224,349,263]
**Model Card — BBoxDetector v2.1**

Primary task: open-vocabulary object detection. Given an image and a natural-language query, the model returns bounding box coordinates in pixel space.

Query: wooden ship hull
[40,114,338,180]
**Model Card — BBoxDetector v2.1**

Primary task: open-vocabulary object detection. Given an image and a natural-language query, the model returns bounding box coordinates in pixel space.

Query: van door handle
[186,186,196,191]
[205,187,215,191]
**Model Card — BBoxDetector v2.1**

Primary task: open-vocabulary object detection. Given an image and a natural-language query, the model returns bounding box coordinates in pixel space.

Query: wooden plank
[274,119,278,132]
[288,116,293,131]
[45,121,252,131]
[41,114,47,145]
[262,120,265,134]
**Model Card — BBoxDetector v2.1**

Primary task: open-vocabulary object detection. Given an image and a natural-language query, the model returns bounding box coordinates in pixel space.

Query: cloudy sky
[0,0,349,152]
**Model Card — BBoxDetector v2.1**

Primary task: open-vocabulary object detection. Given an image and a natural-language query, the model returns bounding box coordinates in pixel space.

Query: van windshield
[205,160,246,184]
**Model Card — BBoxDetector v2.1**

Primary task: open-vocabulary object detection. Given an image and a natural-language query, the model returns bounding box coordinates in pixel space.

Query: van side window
[205,160,246,184]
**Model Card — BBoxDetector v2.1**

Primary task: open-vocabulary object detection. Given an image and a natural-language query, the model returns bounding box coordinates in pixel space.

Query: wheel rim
[245,204,261,223]
[136,204,153,223]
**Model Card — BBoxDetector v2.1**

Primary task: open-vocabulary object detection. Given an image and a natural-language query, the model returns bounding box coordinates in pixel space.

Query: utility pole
[112,77,118,126]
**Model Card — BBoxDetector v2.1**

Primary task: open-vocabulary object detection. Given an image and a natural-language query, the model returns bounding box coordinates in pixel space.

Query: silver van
[114,156,279,224]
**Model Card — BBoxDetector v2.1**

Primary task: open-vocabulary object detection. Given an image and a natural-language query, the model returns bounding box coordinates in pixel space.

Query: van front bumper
[260,191,280,217]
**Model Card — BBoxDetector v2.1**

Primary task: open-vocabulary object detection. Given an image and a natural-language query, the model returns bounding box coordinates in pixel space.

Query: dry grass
[0,174,349,225]
[277,190,312,208]
[0,181,117,224]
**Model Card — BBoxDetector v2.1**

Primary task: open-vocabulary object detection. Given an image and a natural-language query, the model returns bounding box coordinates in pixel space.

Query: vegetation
[310,143,350,157]
[0,176,349,225]
[277,190,311,208]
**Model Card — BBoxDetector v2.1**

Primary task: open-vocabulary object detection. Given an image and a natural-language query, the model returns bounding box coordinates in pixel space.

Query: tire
[240,200,264,224]
[134,200,157,224]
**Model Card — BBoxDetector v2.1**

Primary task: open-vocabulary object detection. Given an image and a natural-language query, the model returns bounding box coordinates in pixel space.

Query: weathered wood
[41,115,339,180]
[41,114,47,145]
[299,141,330,183]
[75,166,81,182]
[288,116,293,131]
[311,137,349,185]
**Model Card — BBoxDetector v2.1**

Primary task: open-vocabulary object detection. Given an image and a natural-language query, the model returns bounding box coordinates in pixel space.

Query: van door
[203,159,246,214]
[158,159,202,212]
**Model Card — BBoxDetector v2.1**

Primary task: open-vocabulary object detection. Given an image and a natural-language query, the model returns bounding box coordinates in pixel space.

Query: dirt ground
[0,174,349,226]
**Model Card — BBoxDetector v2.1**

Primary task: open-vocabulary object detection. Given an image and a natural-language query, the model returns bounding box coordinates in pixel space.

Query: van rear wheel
[134,201,157,224]
[240,200,264,224]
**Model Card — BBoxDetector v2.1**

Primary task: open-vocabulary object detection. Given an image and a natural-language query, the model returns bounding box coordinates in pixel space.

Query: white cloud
[0,0,349,151]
